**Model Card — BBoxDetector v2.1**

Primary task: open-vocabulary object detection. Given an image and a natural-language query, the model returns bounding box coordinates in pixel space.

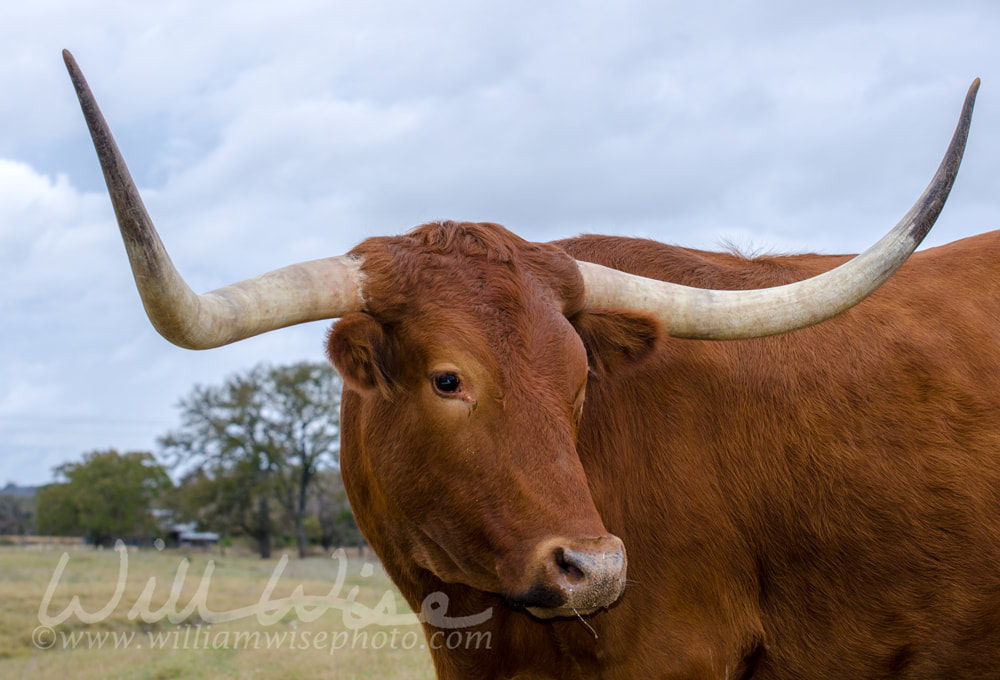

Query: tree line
[7,361,364,558]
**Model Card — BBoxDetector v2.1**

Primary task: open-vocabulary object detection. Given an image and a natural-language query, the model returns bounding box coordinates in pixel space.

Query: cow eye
[433,373,462,395]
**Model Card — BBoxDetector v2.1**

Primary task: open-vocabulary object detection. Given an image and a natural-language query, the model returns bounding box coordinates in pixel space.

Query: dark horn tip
[62,50,85,88]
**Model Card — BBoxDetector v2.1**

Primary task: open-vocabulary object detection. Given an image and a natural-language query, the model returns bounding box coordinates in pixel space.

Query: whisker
[572,608,599,641]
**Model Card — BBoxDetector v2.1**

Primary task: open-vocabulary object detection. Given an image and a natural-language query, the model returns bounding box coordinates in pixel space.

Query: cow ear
[326,312,398,397]
[570,310,660,377]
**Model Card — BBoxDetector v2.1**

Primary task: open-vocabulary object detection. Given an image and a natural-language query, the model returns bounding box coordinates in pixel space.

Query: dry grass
[0,546,436,679]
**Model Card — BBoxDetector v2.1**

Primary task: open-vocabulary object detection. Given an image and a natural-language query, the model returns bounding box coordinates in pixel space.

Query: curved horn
[579,78,980,340]
[63,50,364,350]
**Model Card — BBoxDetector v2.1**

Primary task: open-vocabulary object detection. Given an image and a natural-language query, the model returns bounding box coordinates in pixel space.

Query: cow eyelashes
[432,372,463,396]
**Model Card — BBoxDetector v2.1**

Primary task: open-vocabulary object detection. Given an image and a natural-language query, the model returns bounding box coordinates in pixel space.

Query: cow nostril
[554,547,586,584]
[516,537,626,615]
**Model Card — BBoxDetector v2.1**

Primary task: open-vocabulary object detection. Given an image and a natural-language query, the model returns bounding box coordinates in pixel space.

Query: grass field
[0,545,436,679]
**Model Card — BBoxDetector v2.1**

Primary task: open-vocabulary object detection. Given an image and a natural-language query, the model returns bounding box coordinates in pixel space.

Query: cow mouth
[525,604,607,620]
[509,583,624,620]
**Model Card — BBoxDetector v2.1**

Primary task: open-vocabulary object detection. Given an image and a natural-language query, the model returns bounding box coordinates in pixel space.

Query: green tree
[161,362,342,558]
[309,469,364,549]
[165,465,284,551]
[35,482,76,536]
[36,450,171,546]
[0,494,35,536]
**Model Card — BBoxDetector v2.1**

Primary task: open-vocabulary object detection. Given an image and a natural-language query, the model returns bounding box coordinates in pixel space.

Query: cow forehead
[409,297,589,392]
[348,221,589,391]
[352,220,586,319]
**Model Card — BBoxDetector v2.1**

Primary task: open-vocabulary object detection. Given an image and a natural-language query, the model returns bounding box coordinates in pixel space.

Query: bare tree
[161,362,342,558]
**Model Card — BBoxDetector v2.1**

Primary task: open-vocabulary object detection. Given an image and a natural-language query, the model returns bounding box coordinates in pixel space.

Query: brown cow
[64,50,997,678]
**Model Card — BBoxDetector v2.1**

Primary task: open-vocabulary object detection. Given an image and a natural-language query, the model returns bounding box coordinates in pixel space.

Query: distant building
[167,521,220,548]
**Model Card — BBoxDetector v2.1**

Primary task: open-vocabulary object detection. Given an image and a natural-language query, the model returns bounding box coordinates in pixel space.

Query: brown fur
[327,221,1000,679]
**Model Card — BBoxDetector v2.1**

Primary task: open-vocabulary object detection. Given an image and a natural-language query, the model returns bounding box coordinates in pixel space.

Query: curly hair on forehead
[351,221,585,318]
[405,220,524,263]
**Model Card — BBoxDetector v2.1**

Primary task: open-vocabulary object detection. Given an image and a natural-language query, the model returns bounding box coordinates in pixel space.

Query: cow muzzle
[508,535,627,619]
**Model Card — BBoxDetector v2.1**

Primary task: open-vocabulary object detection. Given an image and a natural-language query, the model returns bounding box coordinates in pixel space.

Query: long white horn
[64,50,364,350]
[578,78,979,340]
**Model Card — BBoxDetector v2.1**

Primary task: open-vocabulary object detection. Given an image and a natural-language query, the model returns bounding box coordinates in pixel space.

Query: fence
[0,535,86,550]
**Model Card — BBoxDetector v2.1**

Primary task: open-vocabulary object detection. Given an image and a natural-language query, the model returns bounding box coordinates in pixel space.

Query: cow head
[62,49,977,617]
[326,221,658,615]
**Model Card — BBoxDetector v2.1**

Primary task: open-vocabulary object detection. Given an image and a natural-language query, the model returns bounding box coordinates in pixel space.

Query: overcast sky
[2,1,999,486]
